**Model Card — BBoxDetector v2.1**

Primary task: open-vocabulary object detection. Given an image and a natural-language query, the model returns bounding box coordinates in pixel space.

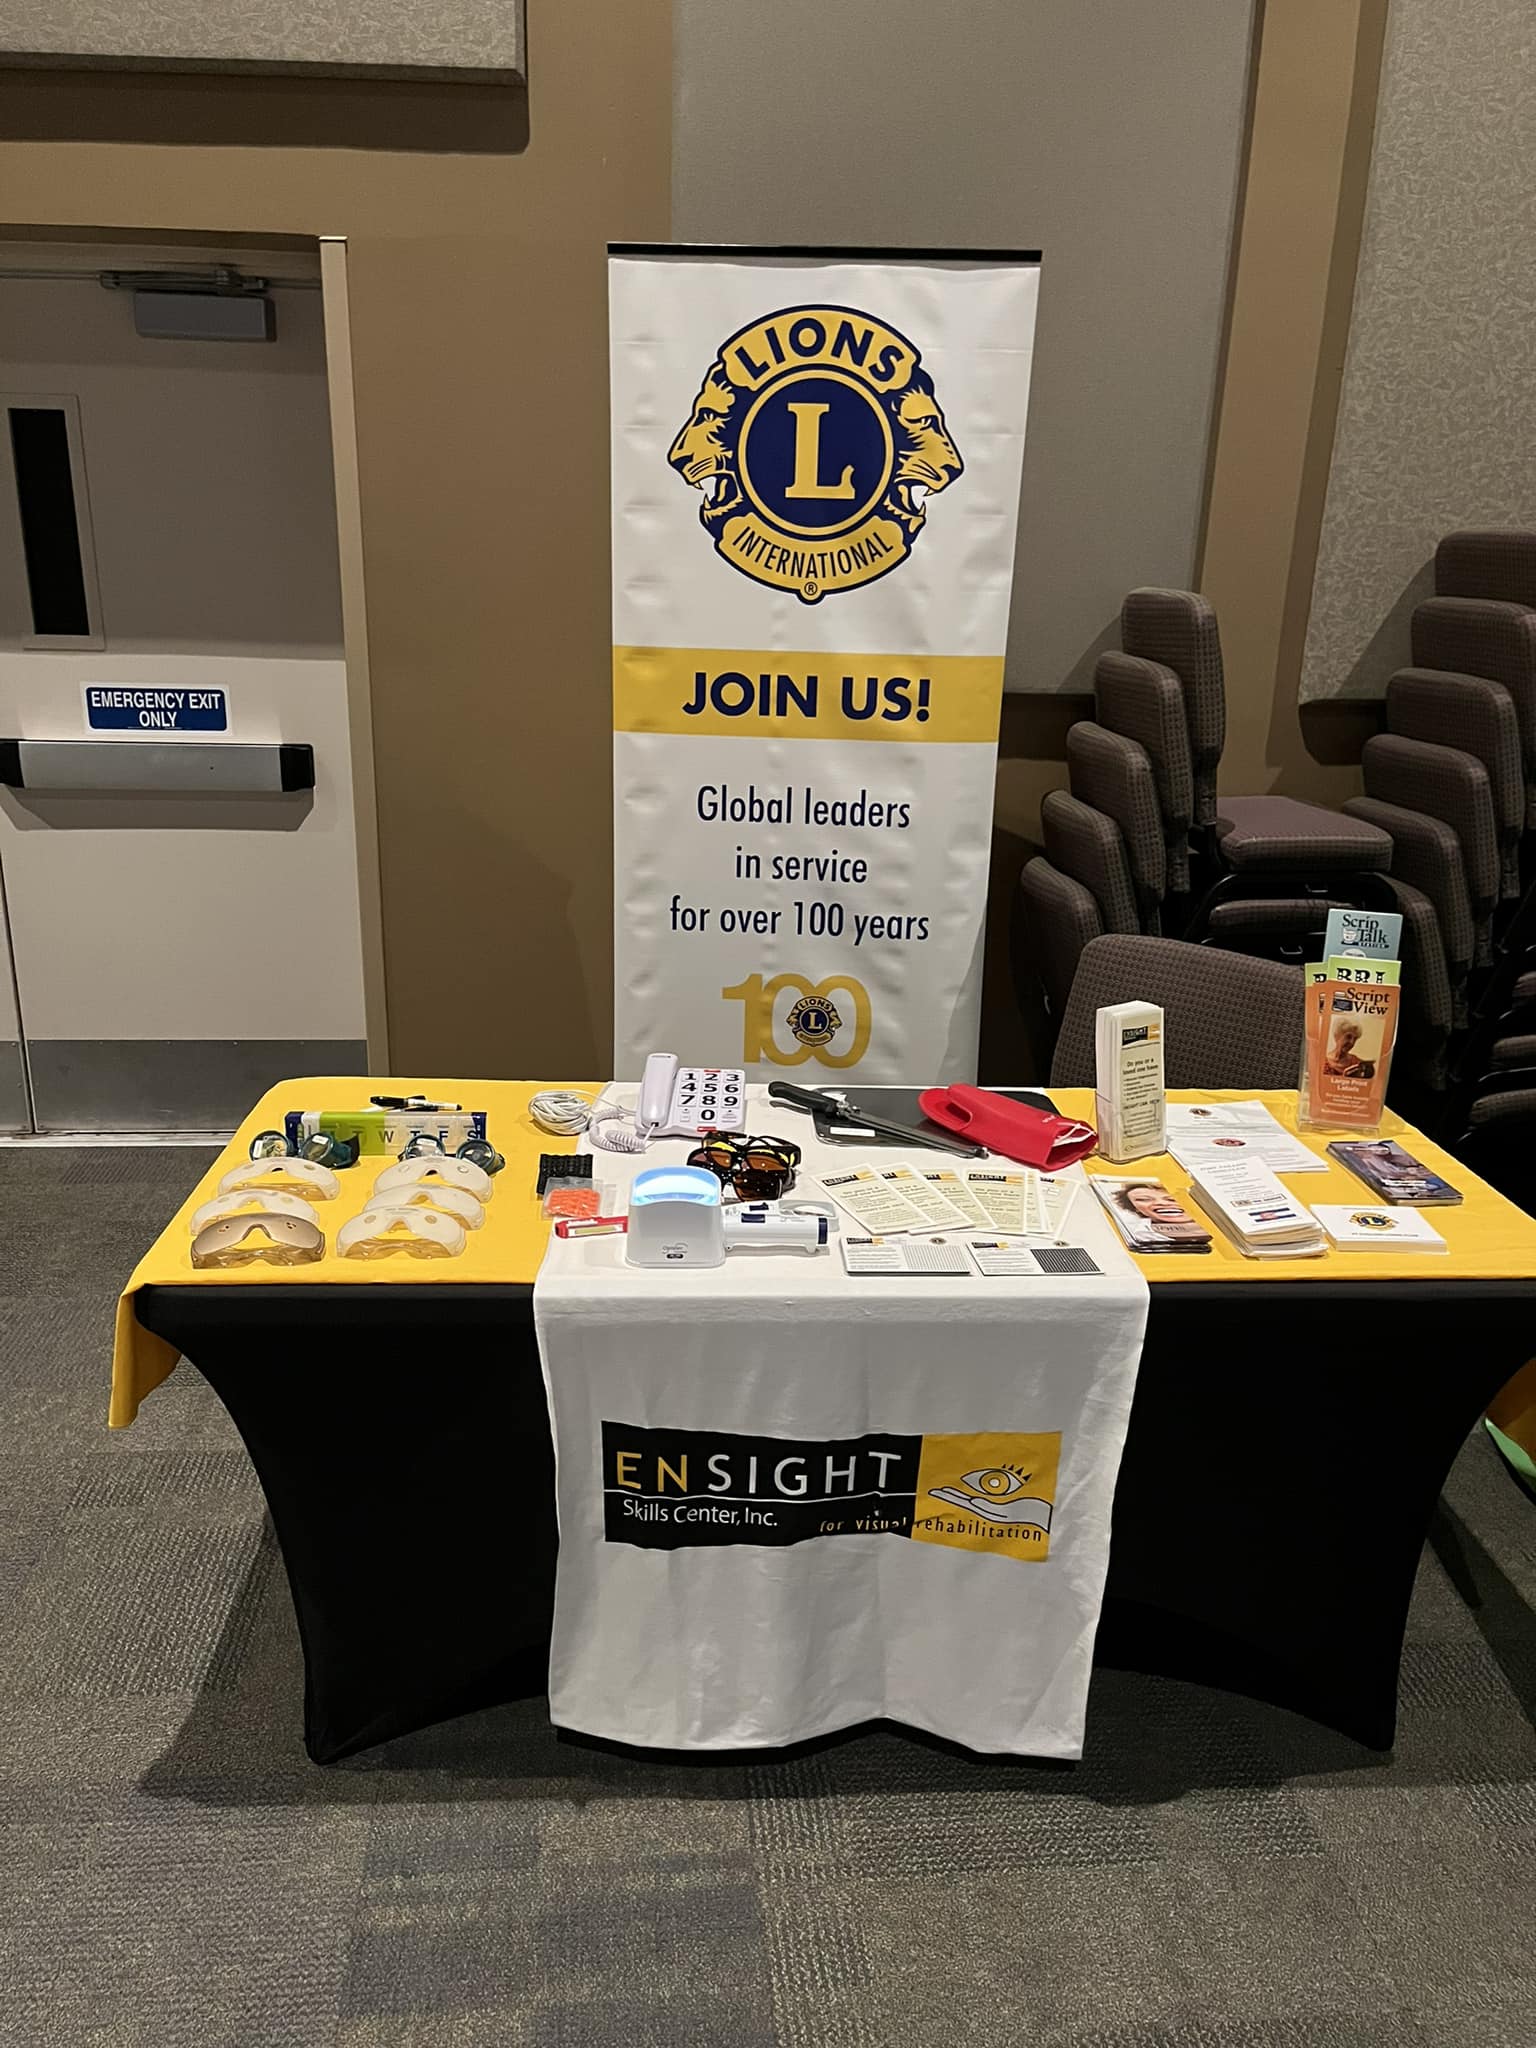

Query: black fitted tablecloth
[134,1275,1534,1763]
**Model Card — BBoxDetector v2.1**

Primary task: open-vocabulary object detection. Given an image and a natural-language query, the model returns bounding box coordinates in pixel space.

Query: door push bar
[0,740,315,794]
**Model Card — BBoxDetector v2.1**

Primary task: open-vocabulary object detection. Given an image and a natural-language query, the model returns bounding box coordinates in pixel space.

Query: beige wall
[1299,0,1536,705]
[0,0,1408,1082]
[675,0,1256,703]
[0,10,672,1080]
[1197,0,1389,806]
[2,0,524,79]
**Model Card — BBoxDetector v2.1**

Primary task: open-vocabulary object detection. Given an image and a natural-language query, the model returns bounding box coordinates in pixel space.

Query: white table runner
[533,1092,1150,1756]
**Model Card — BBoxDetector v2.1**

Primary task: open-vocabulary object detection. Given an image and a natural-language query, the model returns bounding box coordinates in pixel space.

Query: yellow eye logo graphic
[957,1467,1032,1502]
[925,1462,1051,1530]
[669,304,962,604]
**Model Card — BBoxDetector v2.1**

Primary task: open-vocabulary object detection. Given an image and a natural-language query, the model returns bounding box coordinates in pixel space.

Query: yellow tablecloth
[1054,1087,1536,1284]
[111,1077,586,1426]
[112,1079,1536,1429]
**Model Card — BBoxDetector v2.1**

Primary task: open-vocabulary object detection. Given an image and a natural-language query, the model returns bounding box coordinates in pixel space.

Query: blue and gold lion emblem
[668,304,962,604]
[786,990,843,1048]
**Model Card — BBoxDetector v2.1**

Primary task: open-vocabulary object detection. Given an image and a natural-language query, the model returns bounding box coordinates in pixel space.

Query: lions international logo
[786,991,842,1049]
[668,304,962,603]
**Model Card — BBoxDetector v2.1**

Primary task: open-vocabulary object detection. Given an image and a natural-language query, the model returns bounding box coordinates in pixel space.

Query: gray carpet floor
[1,1146,1534,2048]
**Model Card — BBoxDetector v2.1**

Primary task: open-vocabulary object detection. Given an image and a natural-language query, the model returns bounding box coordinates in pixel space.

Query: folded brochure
[1091,1175,1212,1252]
[1185,1153,1326,1257]
[1165,1099,1326,1174]
[1327,1138,1462,1205]
[1302,955,1400,1130]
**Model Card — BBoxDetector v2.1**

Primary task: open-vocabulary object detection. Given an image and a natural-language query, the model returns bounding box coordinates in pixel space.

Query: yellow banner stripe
[613,646,1004,743]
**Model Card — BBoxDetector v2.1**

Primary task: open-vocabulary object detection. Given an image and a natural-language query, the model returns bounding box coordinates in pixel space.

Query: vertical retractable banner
[611,247,1040,1080]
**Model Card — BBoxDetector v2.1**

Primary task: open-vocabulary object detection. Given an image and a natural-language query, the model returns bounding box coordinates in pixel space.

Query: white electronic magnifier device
[624,1166,830,1268]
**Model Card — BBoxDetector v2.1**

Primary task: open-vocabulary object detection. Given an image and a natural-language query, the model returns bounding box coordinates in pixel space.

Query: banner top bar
[608,243,1042,265]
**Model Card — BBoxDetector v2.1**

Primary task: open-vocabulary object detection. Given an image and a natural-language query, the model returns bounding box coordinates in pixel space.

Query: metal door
[0,241,370,1132]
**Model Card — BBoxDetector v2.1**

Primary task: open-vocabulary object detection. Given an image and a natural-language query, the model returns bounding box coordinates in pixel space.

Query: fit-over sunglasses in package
[686,1133,802,1201]
[190,1212,325,1270]
[249,1127,361,1170]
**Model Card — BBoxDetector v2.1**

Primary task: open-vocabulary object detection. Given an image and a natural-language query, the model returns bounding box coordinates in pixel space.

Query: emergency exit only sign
[84,685,228,732]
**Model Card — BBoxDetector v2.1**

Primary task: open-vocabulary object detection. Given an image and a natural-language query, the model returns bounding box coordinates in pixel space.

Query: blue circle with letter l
[738,371,893,540]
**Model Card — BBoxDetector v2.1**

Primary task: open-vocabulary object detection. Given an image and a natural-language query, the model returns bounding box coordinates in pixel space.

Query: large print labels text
[613,647,1003,743]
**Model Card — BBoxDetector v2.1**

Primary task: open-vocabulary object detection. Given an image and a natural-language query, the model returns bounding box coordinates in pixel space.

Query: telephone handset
[636,1053,680,1137]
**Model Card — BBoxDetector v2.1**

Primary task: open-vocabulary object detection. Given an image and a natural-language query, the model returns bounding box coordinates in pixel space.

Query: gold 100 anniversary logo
[722,970,873,1067]
[668,305,963,603]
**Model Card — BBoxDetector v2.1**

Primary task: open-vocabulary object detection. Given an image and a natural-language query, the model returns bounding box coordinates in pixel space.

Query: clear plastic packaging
[370,1184,485,1230]
[380,1112,479,1156]
[190,1190,321,1235]
[219,1155,341,1201]
[337,1204,467,1260]
[373,1155,493,1204]
[542,1177,612,1221]
[1094,1000,1166,1162]
[284,1107,490,1160]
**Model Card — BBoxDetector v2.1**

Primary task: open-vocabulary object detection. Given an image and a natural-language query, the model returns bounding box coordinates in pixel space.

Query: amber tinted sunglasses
[190,1212,325,1270]
[686,1133,802,1201]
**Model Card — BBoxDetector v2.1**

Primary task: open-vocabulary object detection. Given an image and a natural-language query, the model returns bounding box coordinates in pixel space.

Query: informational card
[966,1239,1040,1277]
[1166,1100,1326,1174]
[966,1239,1104,1278]
[814,1165,928,1234]
[1032,1246,1103,1277]
[965,1171,1029,1234]
[878,1164,972,1229]
[920,1167,991,1226]
[841,1235,971,1275]
[1311,1204,1446,1252]
[839,1235,909,1274]
[1036,1175,1081,1237]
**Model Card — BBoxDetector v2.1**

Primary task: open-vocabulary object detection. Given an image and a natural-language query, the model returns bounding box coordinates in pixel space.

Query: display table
[116,1077,1536,1761]
[533,1112,1149,1758]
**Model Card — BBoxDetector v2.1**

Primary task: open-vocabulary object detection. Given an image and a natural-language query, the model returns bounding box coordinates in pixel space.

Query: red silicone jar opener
[916,1086,1099,1169]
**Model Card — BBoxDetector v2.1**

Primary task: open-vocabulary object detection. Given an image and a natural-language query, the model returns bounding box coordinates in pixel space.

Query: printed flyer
[609,247,1040,1079]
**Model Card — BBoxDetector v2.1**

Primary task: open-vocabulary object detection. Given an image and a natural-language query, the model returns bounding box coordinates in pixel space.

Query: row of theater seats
[1014,582,1405,1046]
[1012,529,1536,1206]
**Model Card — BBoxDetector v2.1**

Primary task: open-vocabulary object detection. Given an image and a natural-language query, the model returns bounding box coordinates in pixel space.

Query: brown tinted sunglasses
[190,1212,325,1269]
[686,1133,802,1201]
